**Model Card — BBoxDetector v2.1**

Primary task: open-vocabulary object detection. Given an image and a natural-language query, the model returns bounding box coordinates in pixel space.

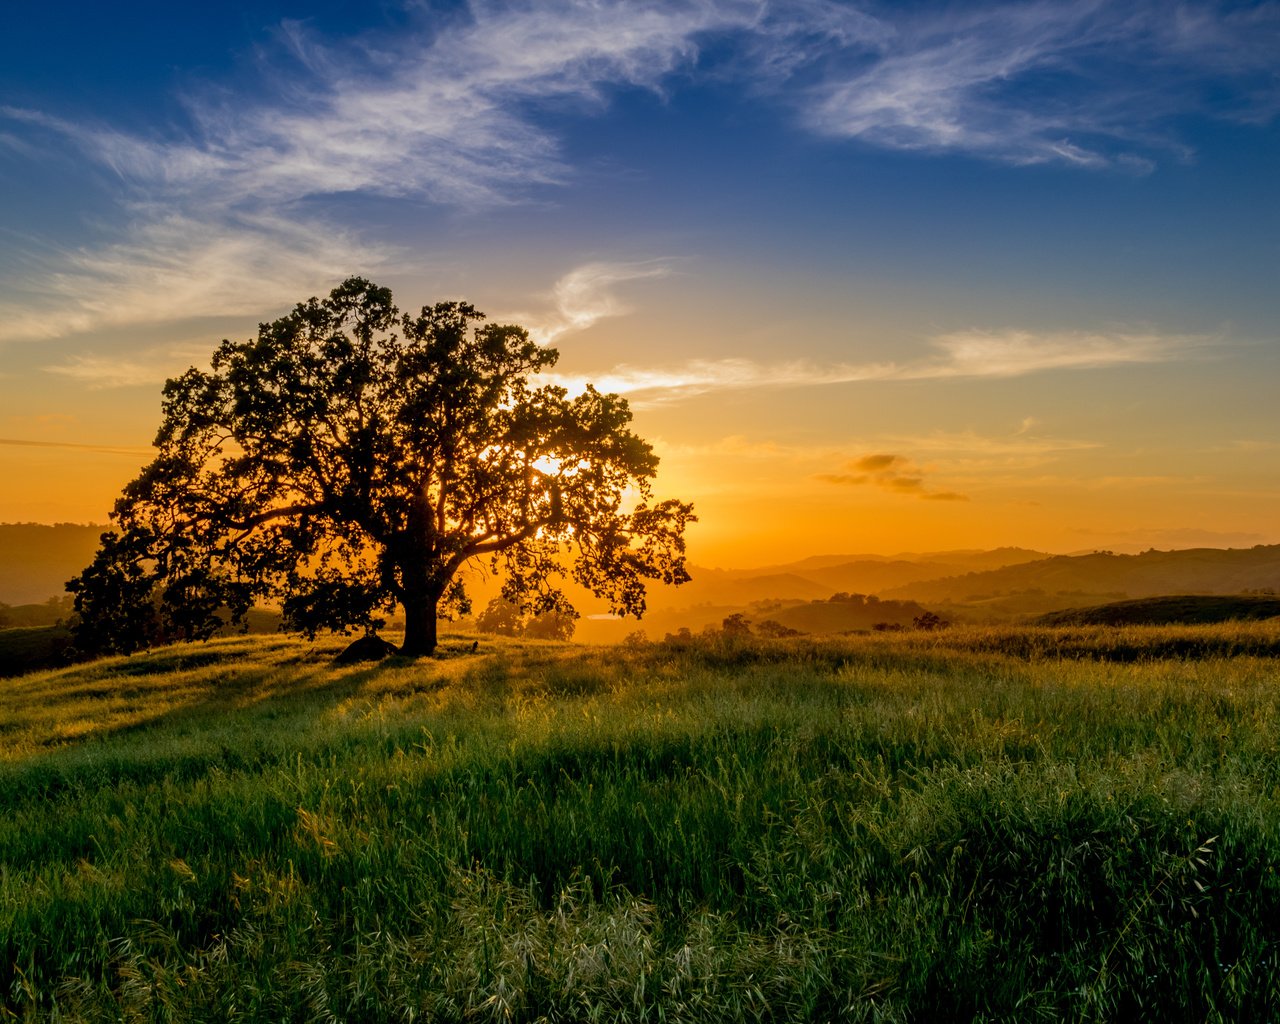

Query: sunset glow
[2,1,1277,566]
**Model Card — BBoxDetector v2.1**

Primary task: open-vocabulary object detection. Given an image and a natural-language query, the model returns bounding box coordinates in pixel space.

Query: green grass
[3,627,1280,1021]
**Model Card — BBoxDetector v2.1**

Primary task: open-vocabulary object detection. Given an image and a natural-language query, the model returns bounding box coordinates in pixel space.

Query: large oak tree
[69,278,693,657]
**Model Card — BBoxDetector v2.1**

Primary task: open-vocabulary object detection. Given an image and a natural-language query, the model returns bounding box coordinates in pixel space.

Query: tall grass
[2,626,1279,1021]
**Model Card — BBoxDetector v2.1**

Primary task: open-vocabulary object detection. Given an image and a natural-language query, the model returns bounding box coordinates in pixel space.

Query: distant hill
[1036,595,1280,627]
[13,521,1280,640]
[662,548,1048,614]
[747,595,931,634]
[796,560,986,595]
[0,597,74,629]
[883,547,1280,610]
[0,523,105,605]
[709,547,1046,581]
[660,570,833,607]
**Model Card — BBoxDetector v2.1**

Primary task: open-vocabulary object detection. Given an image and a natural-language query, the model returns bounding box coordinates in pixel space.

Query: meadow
[2,626,1279,1021]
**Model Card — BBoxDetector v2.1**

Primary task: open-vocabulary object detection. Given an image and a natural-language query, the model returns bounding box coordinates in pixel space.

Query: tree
[912,610,949,631]
[69,278,694,657]
[522,609,576,641]
[755,619,802,638]
[474,597,522,637]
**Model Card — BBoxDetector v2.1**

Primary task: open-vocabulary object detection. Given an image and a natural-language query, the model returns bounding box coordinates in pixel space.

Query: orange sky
[2,2,1278,566]
[3,293,1277,568]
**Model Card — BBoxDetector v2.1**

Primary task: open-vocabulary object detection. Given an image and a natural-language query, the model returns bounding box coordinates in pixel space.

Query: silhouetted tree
[522,609,576,641]
[474,597,523,637]
[755,619,802,638]
[69,278,693,658]
[473,596,576,641]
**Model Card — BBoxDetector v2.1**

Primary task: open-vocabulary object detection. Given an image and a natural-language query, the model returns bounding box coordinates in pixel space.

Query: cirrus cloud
[546,325,1207,406]
[1,1,1274,346]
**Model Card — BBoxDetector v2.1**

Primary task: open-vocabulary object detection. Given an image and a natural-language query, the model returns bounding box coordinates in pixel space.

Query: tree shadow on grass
[0,634,511,799]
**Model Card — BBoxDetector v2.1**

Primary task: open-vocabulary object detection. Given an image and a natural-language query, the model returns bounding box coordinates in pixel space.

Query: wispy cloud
[916,328,1193,378]
[549,327,1203,405]
[0,436,151,457]
[0,3,740,343]
[871,425,1107,482]
[817,453,968,501]
[520,261,673,346]
[786,1,1280,168]
[43,341,212,389]
[1,3,743,211]
[547,356,892,405]
[1,1,1273,344]
[0,214,389,343]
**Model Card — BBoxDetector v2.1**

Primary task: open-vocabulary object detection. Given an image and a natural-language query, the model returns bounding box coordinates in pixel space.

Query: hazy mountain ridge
[0,523,105,606]
[663,548,1048,611]
[0,523,1053,620]
[6,523,1280,642]
[708,547,1046,581]
[883,547,1280,606]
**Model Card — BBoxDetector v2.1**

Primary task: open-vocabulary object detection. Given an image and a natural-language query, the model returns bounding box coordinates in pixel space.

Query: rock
[334,634,400,665]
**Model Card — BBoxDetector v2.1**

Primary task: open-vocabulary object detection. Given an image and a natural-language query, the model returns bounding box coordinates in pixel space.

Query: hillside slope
[1036,594,1280,626]
[885,546,1280,606]
[2,632,1279,1020]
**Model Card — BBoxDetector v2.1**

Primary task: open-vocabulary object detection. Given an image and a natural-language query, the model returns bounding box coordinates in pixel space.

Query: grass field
[3,626,1280,1021]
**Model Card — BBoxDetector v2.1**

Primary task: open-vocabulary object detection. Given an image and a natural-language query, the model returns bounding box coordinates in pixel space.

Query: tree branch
[455,519,543,568]
[225,502,327,531]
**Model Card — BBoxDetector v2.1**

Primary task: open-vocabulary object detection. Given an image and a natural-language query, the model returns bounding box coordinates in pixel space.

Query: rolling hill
[883,546,1280,608]
[1036,594,1280,627]
[9,520,1280,640]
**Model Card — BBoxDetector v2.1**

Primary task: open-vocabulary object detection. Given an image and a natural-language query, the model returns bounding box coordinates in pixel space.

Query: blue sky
[1,0,1277,562]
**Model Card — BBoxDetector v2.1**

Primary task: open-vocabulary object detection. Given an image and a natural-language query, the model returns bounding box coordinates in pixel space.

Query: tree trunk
[400,585,440,657]
[400,491,444,657]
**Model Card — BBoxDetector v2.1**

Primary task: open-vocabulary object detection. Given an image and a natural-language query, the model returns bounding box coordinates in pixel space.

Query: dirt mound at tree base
[334,635,401,664]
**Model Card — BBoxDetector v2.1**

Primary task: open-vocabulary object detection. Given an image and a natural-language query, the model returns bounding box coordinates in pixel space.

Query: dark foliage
[475,597,576,641]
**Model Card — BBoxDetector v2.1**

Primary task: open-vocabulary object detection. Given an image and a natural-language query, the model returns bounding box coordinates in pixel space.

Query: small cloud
[853,453,903,472]
[818,452,968,502]
[814,473,868,486]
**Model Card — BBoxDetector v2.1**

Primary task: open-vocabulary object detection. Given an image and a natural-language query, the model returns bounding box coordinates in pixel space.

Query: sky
[1,0,1277,567]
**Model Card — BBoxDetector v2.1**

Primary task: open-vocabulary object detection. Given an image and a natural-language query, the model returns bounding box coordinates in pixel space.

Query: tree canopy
[69,278,694,657]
